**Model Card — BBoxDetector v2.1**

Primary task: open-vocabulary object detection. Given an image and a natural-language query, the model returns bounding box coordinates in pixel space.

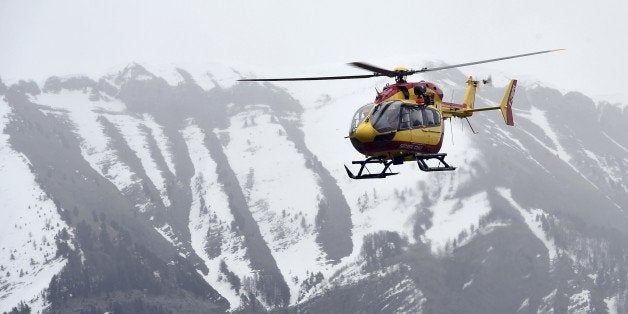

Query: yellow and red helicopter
[239,49,563,179]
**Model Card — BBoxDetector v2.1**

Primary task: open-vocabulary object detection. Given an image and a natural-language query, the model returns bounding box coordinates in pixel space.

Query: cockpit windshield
[371,101,402,132]
[349,103,374,134]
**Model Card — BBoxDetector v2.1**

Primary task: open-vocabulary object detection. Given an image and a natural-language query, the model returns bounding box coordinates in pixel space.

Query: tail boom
[442,79,517,126]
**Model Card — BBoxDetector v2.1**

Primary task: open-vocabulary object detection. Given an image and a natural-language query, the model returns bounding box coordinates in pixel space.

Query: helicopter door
[409,107,424,128]
[403,106,441,146]
[419,107,442,145]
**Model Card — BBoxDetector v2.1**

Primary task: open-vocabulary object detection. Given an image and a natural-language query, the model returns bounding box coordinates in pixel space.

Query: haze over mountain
[2,0,628,104]
[0,61,626,313]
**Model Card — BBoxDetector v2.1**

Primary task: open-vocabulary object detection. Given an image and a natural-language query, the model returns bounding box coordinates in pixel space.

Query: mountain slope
[0,63,626,313]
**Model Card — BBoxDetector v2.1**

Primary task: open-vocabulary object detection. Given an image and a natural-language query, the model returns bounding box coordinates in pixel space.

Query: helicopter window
[431,109,441,125]
[420,108,441,127]
[350,103,374,134]
[371,101,402,133]
[410,107,423,127]
[423,108,435,126]
[399,106,412,130]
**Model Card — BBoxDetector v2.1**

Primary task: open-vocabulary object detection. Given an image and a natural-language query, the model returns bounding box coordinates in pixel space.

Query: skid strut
[344,157,399,179]
[345,153,456,179]
[415,153,456,172]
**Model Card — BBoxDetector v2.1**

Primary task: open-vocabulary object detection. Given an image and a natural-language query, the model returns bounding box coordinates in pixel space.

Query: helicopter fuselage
[348,81,446,161]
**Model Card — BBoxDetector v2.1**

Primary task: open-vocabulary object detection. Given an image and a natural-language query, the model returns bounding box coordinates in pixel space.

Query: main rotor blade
[348,62,399,77]
[410,49,566,74]
[238,49,564,82]
[238,74,378,82]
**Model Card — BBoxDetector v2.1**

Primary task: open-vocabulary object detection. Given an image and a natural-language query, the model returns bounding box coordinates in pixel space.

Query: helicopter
[239,49,564,179]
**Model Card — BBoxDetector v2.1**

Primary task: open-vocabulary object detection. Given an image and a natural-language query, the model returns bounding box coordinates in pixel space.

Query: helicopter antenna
[465,117,479,134]
[450,117,455,145]
[460,116,464,133]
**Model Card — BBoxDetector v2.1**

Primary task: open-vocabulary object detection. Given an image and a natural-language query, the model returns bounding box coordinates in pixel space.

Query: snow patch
[604,295,618,314]
[220,108,327,304]
[478,221,511,235]
[186,69,217,90]
[462,278,473,290]
[106,114,172,207]
[517,298,529,312]
[582,149,626,192]
[381,278,425,313]
[496,188,557,261]
[154,224,182,249]
[487,123,552,174]
[602,131,628,153]
[141,114,176,176]
[0,99,72,313]
[302,263,404,303]
[518,106,570,161]
[538,288,557,313]
[519,107,601,191]
[34,91,149,211]
[173,61,242,90]
[141,63,185,86]
[568,290,591,313]
[424,191,491,254]
[183,121,252,310]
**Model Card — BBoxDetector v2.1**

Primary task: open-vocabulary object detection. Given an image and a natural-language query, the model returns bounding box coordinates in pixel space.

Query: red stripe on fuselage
[441,102,467,109]
[375,81,445,103]
[356,140,443,155]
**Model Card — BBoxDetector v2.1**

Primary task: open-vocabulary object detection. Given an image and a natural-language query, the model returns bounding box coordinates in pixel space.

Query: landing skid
[344,157,399,179]
[415,153,457,172]
[345,153,456,179]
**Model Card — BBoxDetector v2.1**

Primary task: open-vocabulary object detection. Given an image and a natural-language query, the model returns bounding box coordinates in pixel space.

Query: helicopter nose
[349,123,376,154]
[351,123,373,143]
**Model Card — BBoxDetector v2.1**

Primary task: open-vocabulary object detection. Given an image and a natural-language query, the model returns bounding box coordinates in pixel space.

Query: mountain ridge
[0,63,626,313]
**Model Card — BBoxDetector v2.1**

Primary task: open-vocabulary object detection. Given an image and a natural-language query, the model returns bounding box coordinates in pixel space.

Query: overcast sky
[1,0,627,103]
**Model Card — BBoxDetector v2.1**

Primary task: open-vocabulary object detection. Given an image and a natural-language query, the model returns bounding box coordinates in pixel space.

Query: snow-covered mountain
[0,63,626,313]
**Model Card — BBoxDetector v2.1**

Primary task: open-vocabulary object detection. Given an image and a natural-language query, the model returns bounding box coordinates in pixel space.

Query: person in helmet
[414,85,435,106]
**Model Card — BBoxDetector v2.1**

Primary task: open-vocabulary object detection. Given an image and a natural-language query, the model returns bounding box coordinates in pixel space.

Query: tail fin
[500,79,517,126]
[463,76,478,110]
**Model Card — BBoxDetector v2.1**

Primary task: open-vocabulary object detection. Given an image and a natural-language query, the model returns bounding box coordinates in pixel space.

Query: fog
[1,0,627,102]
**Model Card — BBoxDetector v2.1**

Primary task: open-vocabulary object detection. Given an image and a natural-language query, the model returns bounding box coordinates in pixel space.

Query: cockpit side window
[371,101,402,133]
